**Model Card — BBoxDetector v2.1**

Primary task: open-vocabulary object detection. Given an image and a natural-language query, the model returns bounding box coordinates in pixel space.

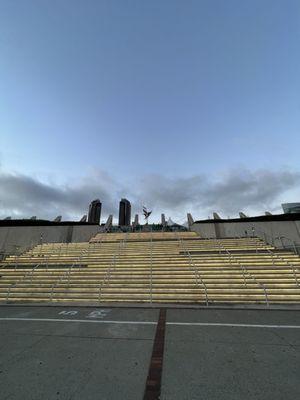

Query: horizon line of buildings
[87,199,300,227]
[1,200,299,225]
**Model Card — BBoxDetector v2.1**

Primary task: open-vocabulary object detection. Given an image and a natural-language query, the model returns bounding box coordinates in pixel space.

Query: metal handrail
[240,262,269,306]
[50,246,89,301]
[0,241,37,268]
[4,242,48,299]
[235,232,299,288]
[264,248,299,287]
[86,241,99,273]
[251,227,299,255]
[217,239,269,306]
[0,250,6,263]
[45,248,53,272]
[13,250,19,271]
[0,249,8,269]
[217,241,248,288]
[6,263,42,301]
[98,234,126,302]
[176,233,209,306]
[274,235,298,254]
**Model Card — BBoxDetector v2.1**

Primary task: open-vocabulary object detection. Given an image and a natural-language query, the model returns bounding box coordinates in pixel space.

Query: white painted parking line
[167,322,300,329]
[1,318,300,329]
[0,317,156,325]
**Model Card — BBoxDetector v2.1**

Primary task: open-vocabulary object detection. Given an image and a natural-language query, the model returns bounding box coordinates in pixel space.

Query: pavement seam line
[143,308,167,400]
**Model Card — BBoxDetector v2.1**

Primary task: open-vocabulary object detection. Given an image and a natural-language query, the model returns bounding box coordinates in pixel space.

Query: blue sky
[0,0,300,222]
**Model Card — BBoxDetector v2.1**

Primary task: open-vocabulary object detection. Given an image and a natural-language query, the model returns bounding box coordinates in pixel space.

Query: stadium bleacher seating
[0,231,299,304]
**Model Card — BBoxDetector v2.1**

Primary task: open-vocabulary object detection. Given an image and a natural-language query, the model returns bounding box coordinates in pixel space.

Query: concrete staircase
[0,232,300,304]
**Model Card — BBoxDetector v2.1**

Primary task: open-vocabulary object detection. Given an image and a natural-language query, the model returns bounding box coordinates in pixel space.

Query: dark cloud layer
[136,169,300,218]
[0,170,119,220]
[0,168,299,221]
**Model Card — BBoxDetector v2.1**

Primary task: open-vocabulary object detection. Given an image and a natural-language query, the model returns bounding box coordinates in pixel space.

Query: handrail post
[222,241,247,287]
[293,241,297,255]
[99,235,125,303]
[266,248,299,287]
[217,240,270,303]
[50,245,89,301]
[14,246,19,271]
[6,262,41,301]
[46,251,50,272]
[279,236,284,249]
[262,283,269,306]
[239,262,269,306]
[176,233,209,306]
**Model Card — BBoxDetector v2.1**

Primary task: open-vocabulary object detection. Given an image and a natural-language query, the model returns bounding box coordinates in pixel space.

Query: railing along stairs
[175,232,209,306]
[216,239,269,306]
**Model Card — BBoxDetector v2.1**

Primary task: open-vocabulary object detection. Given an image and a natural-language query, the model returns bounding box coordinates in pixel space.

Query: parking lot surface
[0,306,299,399]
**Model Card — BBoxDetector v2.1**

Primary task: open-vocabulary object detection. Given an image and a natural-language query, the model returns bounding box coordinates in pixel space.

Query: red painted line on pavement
[143,309,167,400]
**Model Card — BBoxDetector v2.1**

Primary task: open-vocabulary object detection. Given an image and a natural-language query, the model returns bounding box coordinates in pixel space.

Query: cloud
[202,169,300,216]
[137,174,207,208]
[0,167,299,222]
[136,168,300,219]
[0,169,119,220]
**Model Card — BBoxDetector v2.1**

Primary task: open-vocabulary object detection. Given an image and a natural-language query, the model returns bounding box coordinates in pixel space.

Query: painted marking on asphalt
[0,317,156,325]
[1,318,300,329]
[58,309,111,319]
[167,322,300,329]
[58,310,78,316]
[87,309,111,319]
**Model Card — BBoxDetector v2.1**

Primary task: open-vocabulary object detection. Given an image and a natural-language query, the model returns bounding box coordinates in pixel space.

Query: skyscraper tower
[88,199,102,224]
[118,198,131,226]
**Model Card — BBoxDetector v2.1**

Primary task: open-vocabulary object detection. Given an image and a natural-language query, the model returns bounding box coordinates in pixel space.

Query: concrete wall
[191,220,300,251]
[71,226,101,242]
[0,225,101,255]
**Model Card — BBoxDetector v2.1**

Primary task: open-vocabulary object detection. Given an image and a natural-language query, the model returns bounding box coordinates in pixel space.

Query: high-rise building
[119,198,131,226]
[88,199,102,224]
[133,214,139,227]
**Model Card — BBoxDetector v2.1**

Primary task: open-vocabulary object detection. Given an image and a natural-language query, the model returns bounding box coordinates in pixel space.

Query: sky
[0,0,300,223]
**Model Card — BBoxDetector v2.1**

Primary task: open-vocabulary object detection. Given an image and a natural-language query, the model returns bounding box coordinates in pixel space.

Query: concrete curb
[1,301,300,311]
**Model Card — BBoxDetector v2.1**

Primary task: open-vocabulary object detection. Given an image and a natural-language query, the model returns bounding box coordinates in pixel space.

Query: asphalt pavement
[0,306,299,400]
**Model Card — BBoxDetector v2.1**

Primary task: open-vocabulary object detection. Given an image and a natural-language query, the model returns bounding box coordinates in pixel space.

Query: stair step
[1,234,299,304]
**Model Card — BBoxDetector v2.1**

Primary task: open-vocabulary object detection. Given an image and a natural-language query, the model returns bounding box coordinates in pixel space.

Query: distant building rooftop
[0,219,98,227]
[282,203,300,214]
[194,213,300,224]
